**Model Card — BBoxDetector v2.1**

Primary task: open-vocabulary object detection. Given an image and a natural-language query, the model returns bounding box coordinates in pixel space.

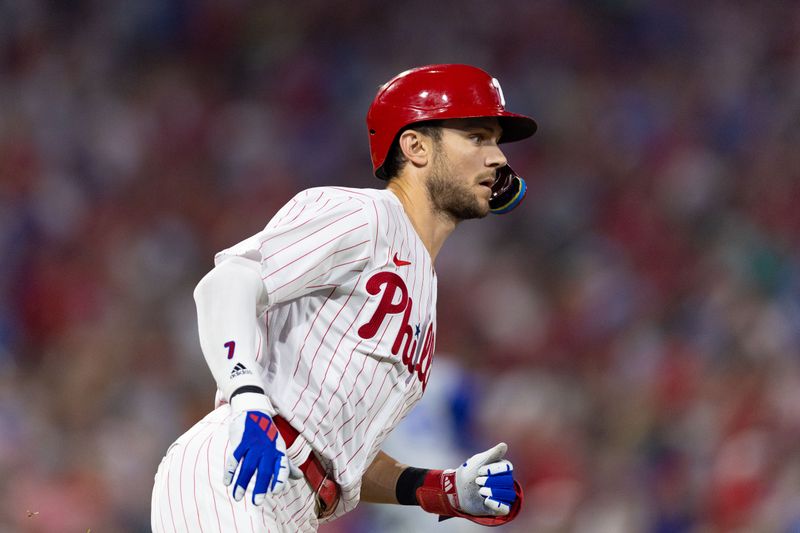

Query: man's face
[424,118,508,221]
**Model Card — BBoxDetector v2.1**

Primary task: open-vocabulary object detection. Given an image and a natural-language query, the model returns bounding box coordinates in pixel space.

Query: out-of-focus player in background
[151,64,537,532]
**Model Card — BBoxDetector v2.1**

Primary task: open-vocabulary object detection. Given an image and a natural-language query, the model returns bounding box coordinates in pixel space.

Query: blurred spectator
[2,1,800,531]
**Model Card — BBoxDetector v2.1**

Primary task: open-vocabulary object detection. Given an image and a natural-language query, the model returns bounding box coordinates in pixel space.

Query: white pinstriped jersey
[214,186,438,518]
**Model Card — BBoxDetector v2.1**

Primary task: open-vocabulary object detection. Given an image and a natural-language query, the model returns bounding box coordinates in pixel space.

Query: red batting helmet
[367,64,538,179]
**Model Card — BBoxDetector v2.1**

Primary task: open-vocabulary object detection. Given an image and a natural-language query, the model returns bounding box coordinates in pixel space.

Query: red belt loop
[273,415,341,519]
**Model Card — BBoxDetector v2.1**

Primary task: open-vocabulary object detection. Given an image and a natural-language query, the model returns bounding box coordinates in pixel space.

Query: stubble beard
[425,151,490,222]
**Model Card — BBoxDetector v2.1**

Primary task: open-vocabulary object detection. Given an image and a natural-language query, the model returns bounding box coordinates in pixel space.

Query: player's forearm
[360,450,409,504]
[194,256,270,404]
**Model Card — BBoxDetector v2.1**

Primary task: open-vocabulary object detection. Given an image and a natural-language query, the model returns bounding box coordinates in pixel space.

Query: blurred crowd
[2,0,800,531]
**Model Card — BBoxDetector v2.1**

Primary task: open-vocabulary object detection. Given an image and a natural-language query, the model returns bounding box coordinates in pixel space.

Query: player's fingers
[252,454,276,505]
[223,453,240,486]
[271,454,290,495]
[477,459,513,477]
[467,443,507,470]
[479,486,517,503]
[483,496,511,516]
[234,452,258,501]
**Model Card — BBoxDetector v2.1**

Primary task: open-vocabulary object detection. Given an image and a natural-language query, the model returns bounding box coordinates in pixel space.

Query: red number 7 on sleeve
[224,341,236,359]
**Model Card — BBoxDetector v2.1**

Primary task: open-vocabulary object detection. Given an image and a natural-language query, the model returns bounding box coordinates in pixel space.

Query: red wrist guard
[415,469,523,526]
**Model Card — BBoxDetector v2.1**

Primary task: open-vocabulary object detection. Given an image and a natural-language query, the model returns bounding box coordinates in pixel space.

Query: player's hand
[224,392,302,505]
[453,442,517,516]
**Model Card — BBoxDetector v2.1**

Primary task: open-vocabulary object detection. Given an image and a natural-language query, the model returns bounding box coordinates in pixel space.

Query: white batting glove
[224,392,302,505]
[453,442,517,516]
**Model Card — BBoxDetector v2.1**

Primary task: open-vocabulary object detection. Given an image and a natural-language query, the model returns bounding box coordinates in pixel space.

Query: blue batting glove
[223,393,300,505]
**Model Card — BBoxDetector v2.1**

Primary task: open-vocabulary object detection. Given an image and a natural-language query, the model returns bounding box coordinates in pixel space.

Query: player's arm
[194,255,268,406]
[360,450,407,504]
[361,446,523,526]
[194,256,299,504]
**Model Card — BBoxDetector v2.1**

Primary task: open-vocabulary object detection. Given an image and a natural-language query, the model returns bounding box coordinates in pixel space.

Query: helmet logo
[491,77,506,107]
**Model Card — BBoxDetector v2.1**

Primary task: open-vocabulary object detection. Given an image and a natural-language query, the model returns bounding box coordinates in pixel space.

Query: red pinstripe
[279,203,309,229]
[282,491,304,516]
[299,292,370,427]
[298,256,368,289]
[289,486,317,523]
[192,431,214,533]
[300,240,371,283]
[262,208,363,261]
[289,287,337,379]
[404,211,419,298]
[328,186,373,197]
[318,318,394,444]
[340,376,410,477]
[166,448,178,532]
[268,243,369,294]
[317,351,370,443]
[284,197,334,228]
[257,198,343,250]
[222,440,240,533]
[288,275,364,417]
[408,232,425,369]
[206,425,222,533]
[387,205,404,267]
[324,363,389,457]
[288,194,329,225]
[272,199,298,227]
[263,490,275,527]
[263,222,368,282]
[315,198,332,215]
[371,199,380,257]
[245,497,255,532]
[179,428,205,532]
[306,339,362,442]
[262,191,324,233]
[334,362,394,457]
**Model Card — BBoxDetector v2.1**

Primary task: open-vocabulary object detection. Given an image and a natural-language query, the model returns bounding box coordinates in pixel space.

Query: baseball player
[151,64,537,532]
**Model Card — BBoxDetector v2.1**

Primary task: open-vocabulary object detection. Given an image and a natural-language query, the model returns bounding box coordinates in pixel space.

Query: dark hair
[381,121,442,180]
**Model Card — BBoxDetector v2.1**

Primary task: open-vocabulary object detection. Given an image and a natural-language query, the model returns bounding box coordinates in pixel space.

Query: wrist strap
[396,467,429,505]
[229,385,265,402]
[416,469,457,515]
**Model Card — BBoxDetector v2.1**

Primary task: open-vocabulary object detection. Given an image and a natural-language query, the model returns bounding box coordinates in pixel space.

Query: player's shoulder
[291,187,403,221]
[293,186,391,206]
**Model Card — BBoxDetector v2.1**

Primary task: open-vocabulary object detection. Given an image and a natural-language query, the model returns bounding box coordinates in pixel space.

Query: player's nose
[485,144,507,169]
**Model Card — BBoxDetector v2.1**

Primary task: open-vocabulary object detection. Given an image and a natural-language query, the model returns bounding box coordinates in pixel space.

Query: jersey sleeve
[215,189,373,306]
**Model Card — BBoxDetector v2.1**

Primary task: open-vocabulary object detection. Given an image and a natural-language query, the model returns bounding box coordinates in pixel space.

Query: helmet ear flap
[489,166,527,214]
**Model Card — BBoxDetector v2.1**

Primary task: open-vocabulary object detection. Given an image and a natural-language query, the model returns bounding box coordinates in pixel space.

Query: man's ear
[397,129,432,169]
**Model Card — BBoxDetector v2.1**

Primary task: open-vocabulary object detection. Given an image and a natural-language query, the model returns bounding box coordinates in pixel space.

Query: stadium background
[2,1,800,531]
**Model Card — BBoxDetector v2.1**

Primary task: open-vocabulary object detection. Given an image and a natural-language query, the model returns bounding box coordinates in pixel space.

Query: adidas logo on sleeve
[230,363,252,379]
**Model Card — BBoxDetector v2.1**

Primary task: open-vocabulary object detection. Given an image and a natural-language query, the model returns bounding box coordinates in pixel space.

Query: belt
[273,415,340,519]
